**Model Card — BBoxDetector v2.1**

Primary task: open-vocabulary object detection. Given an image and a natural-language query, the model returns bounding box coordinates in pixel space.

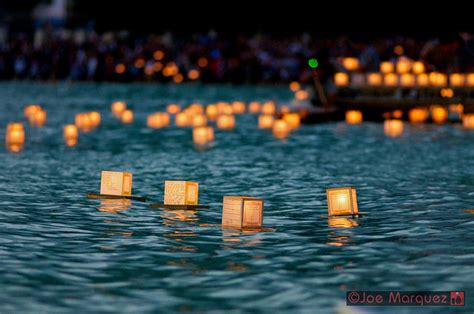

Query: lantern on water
[295,90,309,100]
[258,115,274,129]
[261,101,276,115]
[206,104,218,120]
[248,101,261,114]
[188,103,204,115]
[466,74,474,87]
[30,109,47,127]
[342,57,359,71]
[147,112,170,128]
[409,108,429,123]
[326,187,358,216]
[164,181,199,205]
[449,104,464,114]
[384,73,398,87]
[63,124,78,147]
[400,73,415,87]
[412,61,425,74]
[216,102,233,115]
[24,104,41,120]
[75,113,92,132]
[192,114,207,127]
[367,73,382,86]
[111,101,126,117]
[222,196,264,229]
[345,110,362,125]
[431,106,448,124]
[440,88,454,98]
[100,171,132,196]
[217,115,235,130]
[289,81,301,92]
[396,58,412,74]
[167,104,180,114]
[89,111,101,127]
[121,110,134,124]
[232,101,246,114]
[272,119,290,139]
[450,73,465,87]
[193,126,214,145]
[416,73,429,87]
[384,119,404,137]
[462,114,474,129]
[429,72,447,87]
[6,123,25,145]
[380,61,394,73]
[175,112,191,127]
[334,72,349,87]
[283,113,301,129]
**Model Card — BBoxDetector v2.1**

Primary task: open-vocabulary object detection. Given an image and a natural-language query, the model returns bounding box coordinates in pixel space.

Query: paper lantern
[400,73,415,87]
[147,112,170,128]
[24,104,41,120]
[258,115,274,129]
[6,122,25,145]
[217,115,235,129]
[232,101,246,114]
[429,72,447,87]
[188,103,204,115]
[289,81,301,92]
[392,110,403,119]
[111,101,126,117]
[449,104,464,114]
[222,196,264,229]
[167,104,181,114]
[384,73,398,86]
[326,187,358,216]
[100,171,132,196]
[450,73,465,87]
[164,181,198,205]
[334,72,349,87]
[30,109,46,127]
[409,108,429,123]
[396,58,412,74]
[282,113,301,129]
[440,88,454,98]
[248,101,261,113]
[193,126,214,145]
[121,110,134,124]
[261,101,276,115]
[216,102,233,115]
[380,61,394,73]
[75,113,93,132]
[345,110,362,125]
[206,104,218,120]
[462,114,474,129]
[192,114,207,127]
[342,57,359,71]
[272,119,290,139]
[367,73,382,86]
[295,90,310,100]
[63,124,78,142]
[89,111,101,127]
[384,119,404,137]
[466,74,474,87]
[412,61,425,74]
[431,105,448,124]
[175,112,191,127]
[416,73,429,86]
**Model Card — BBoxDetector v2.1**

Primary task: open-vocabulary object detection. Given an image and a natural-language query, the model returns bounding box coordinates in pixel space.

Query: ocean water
[0,82,473,313]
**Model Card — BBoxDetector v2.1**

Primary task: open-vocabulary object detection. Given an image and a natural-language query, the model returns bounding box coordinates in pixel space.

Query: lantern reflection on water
[75,113,92,132]
[345,110,362,125]
[431,106,448,124]
[328,217,359,228]
[217,115,235,129]
[326,187,358,216]
[258,115,274,129]
[272,119,290,139]
[98,199,131,213]
[467,74,474,87]
[384,119,404,137]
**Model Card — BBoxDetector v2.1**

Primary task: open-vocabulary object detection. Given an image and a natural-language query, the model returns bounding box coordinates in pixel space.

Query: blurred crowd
[1,24,474,84]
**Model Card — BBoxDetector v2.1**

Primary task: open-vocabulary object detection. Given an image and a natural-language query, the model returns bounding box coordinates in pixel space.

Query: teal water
[0,82,473,313]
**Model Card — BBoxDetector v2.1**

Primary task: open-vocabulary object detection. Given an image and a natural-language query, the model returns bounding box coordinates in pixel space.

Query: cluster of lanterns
[24,104,47,127]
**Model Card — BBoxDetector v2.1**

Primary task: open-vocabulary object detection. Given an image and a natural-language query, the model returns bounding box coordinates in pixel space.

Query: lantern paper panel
[164,181,199,205]
[222,196,264,229]
[100,171,132,196]
[326,187,359,216]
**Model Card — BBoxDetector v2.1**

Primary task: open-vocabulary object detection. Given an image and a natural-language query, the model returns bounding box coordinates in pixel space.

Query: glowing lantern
[193,126,214,145]
[466,74,474,87]
[409,108,429,123]
[412,61,425,74]
[334,72,349,86]
[111,101,126,117]
[248,102,261,113]
[384,73,398,86]
[391,110,403,119]
[431,105,448,124]
[75,113,93,132]
[450,73,465,87]
[261,101,276,115]
[367,73,382,86]
[326,187,358,216]
[30,109,46,127]
[289,81,301,92]
[232,101,246,114]
[215,102,233,115]
[192,114,207,127]
[345,110,362,125]
[24,105,41,120]
[188,103,204,115]
[6,122,25,150]
[63,124,78,141]
[89,111,101,127]
[121,110,134,124]
[283,113,301,129]
[175,112,191,127]
[416,73,429,86]
[396,58,412,74]
[400,73,415,87]
[167,104,181,114]
[440,88,454,98]
[222,196,264,229]
[449,104,464,114]
[187,69,200,80]
[272,119,290,139]
[258,115,274,129]
[342,57,359,71]
[280,106,290,114]
[100,171,132,196]
[384,119,404,137]
[164,181,199,205]
[295,90,309,100]
[217,115,235,130]
[206,104,218,120]
[429,72,447,87]
[380,61,394,73]
[462,114,474,129]
[147,112,170,128]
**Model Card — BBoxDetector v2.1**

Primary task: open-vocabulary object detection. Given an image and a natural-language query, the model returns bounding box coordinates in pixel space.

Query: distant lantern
[416,73,429,87]
[280,105,290,114]
[75,113,93,132]
[449,104,464,114]
[295,90,310,100]
[248,101,261,114]
[409,108,429,123]
[147,112,170,128]
[462,114,474,129]
[412,61,425,74]
[334,72,349,86]
[431,105,448,124]
[188,103,204,115]
[392,110,403,119]
[429,72,447,87]
[342,57,359,71]
[215,102,232,115]
[466,74,474,87]
[217,115,235,130]
[121,110,134,124]
[232,101,246,114]
[367,73,382,86]
[111,101,126,117]
[206,104,219,120]
[175,112,191,127]
[88,111,101,128]
[384,119,404,137]
[283,113,301,129]
[24,104,41,120]
[222,196,264,229]
[261,101,276,115]
[258,115,274,129]
[380,61,394,73]
[193,126,214,145]
[272,119,290,139]
[450,73,465,87]
[63,124,78,141]
[164,181,199,205]
[192,114,207,127]
[6,122,25,147]
[30,109,47,127]
[167,104,181,114]
[396,58,412,74]
[384,73,398,87]
[326,187,359,216]
[289,81,301,92]
[440,88,454,98]
[100,171,132,196]
[345,110,363,125]
[400,73,415,87]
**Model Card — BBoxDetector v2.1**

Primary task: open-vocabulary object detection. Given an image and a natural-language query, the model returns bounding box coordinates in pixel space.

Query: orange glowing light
[153,62,163,72]
[121,110,134,124]
[416,73,429,86]
[175,112,191,127]
[466,74,474,87]
[289,81,301,92]
[282,113,301,129]
[6,122,25,145]
[89,111,101,127]
[429,72,447,87]
[31,109,47,127]
[115,63,126,74]
[206,104,218,120]
[198,57,208,67]
[217,115,235,130]
[134,58,145,68]
[111,101,127,117]
[334,72,349,86]
[431,106,448,124]
[216,102,233,115]
[367,73,382,86]
[166,104,180,114]
[394,45,404,55]
[261,101,276,115]
[462,114,474,129]
[232,101,246,114]
[248,101,261,114]
[173,74,184,83]
[384,119,404,137]
[147,112,170,128]
[258,115,274,129]
[326,187,358,216]
[345,110,362,125]
[380,61,394,73]
[280,106,290,114]
[75,113,92,132]
[409,108,429,123]
[272,119,290,139]
[342,57,359,71]
[295,90,309,100]
[449,104,464,114]
[384,73,398,86]
[392,110,403,119]
[440,88,454,98]
[188,103,204,115]
[192,114,207,127]
[400,73,415,87]
[412,61,425,74]
[188,69,200,80]
[153,50,165,61]
[24,104,41,120]
[63,124,78,140]
[449,73,465,87]
[193,126,214,145]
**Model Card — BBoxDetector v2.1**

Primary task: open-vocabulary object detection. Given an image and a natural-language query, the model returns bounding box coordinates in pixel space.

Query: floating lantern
[100,171,132,196]
[75,113,93,132]
[334,72,349,87]
[450,73,465,87]
[206,104,219,120]
[222,196,264,229]
[342,57,359,71]
[120,110,134,124]
[164,181,199,205]
[261,101,276,115]
[193,126,214,145]
[217,115,235,130]
[409,108,429,123]
[216,102,233,115]
[431,105,448,124]
[258,115,274,129]
[282,113,301,129]
[147,112,170,128]
[392,110,403,119]
[295,90,310,100]
[167,104,180,114]
[449,104,464,114]
[248,101,261,114]
[384,73,398,87]
[384,119,404,137]
[187,69,200,80]
[400,73,415,87]
[24,104,41,120]
[30,109,47,127]
[192,114,207,127]
[429,72,447,87]
[89,111,101,127]
[272,119,290,139]
[367,73,382,86]
[289,81,301,92]
[440,88,454,98]
[326,187,358,216]
[111,101,126,117]
[188,103,204,115]
[396,58,412,74]
[466,74,474,87]
[345,110,362,125]
[280,106,290,114]
[380,61,394,73]
[412,61,425,74]
[63,124,78,145]
[6,122,25,147]
[462,114,474,129]
[175,112,191,127]
[232,101,246,114]
[416,73,429,86]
